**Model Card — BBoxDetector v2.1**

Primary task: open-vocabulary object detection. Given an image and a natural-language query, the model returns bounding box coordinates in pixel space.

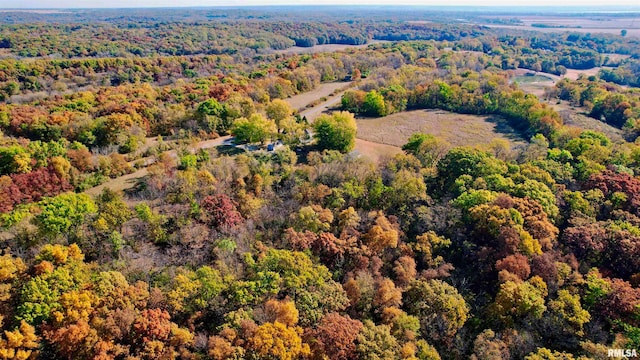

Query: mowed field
[513,67,611,83]
[356,110,527,149]
[512,76,626,140]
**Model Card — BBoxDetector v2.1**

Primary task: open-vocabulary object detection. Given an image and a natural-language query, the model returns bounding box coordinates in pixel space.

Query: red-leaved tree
[305,312,363,360]
[200,194,243,229]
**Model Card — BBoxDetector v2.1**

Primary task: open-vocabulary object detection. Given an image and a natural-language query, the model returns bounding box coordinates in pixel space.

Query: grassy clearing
[511,69,557,99]
[563,112,624,142]
[513,75,555,84]
[356,109,527,149]
[518,82,554,99]
[513,74,555,99]
[216,145,246,156]
[551,102,625,142]
[84,168,149,197]
[564,67,603,81]
[352,139,403,163]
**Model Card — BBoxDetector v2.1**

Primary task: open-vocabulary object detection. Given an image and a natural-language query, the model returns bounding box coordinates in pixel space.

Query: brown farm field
[514,15,640,29]
[484,15,640,37]
[356,110,527,149]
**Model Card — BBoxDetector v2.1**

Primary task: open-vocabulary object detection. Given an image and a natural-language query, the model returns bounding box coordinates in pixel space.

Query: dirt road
[286,82,352,111]
[296,90,347,121]
[291,86,404,162]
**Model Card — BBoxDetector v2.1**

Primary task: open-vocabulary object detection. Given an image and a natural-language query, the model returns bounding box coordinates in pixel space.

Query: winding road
[298,93,346,121]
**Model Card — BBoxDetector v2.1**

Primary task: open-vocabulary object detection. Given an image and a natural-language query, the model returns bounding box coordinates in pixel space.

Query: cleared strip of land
[286,82,351,112]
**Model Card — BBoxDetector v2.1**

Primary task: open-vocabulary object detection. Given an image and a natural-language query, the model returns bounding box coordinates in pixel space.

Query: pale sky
[4,0,640,9]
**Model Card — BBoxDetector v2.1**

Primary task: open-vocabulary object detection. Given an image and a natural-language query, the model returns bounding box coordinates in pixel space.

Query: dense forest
[1,6,640,360]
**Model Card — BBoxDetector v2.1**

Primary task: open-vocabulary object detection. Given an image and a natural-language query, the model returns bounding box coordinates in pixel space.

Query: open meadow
[356,109,527,149]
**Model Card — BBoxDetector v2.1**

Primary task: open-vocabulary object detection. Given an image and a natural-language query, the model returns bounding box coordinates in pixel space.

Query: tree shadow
[484,115,528,143]
[215,145,246,156]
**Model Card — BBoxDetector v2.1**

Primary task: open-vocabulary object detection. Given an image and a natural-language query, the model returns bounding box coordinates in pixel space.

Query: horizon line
[4,4,640,9]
